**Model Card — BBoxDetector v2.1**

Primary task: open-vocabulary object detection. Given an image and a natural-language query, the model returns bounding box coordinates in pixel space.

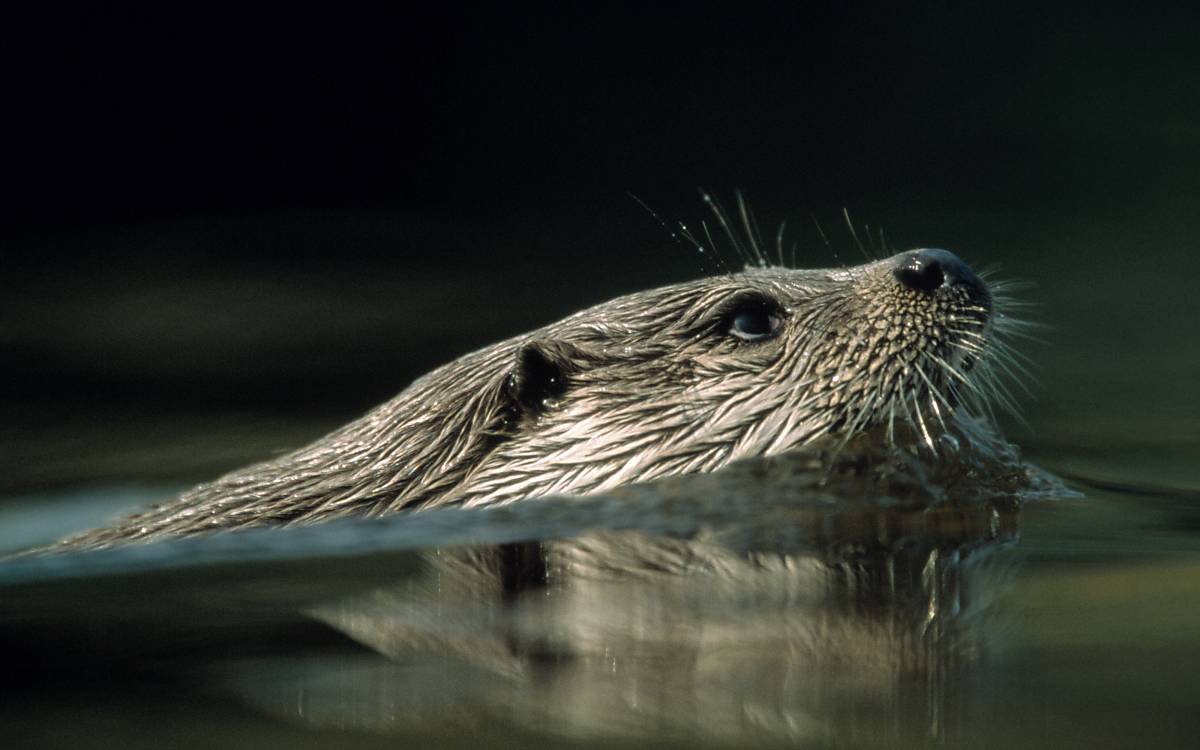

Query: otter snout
[893,248,985,297]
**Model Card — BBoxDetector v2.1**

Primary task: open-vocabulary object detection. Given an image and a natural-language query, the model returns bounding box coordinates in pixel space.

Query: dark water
[1,417,1197,749]
[3,194,1199,750]
[3,191,1199,748]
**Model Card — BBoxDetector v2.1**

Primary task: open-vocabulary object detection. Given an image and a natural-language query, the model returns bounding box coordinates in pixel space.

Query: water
[2,421,1197,749]
[2,204,1197,749]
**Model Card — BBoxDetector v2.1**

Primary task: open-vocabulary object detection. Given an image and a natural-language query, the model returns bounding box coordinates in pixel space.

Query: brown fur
[53,249,1005,551]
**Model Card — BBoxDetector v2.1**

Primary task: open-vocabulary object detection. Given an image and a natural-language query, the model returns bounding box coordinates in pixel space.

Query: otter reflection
[224,437,1056,746]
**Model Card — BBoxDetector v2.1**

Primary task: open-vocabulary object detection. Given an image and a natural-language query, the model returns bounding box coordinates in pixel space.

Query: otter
[50,246,1014,552]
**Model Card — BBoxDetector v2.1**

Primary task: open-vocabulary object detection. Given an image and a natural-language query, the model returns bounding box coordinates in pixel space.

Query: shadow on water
[0,440,1073,749]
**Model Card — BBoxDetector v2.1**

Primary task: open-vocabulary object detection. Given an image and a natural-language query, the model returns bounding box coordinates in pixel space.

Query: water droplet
[938,433,961,453]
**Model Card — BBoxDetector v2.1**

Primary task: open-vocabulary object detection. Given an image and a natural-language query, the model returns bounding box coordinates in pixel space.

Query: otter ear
[507,339,582,414]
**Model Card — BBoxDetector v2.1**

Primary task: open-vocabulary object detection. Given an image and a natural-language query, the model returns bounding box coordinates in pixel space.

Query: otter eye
[727,298,783,342]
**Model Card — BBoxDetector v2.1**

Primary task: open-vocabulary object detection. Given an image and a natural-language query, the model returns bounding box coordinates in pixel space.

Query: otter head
[54,248,1010,548]
[452,248,1001,507]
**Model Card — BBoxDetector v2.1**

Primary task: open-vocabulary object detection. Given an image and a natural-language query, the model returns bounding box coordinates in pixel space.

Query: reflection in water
[223,494,1023,746]
[1,427,1071,747]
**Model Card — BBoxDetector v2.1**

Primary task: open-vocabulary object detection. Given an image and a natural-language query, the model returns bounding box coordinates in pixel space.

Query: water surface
[2,425,1196,749]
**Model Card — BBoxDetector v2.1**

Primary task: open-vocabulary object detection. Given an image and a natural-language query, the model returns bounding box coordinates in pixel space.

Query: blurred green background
[2,4,1197,492]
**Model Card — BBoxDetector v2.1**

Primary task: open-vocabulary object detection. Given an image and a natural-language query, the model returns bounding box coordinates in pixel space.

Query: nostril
[893,248,983,294]
[895,256,945,292]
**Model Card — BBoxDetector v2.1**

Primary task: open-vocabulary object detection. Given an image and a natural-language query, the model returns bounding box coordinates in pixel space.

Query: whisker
[775,220,788,269]
[842,207,871,262]
[736,191,769,268]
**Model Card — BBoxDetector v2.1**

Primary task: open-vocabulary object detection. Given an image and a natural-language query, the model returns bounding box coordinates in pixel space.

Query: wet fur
[55,248,1012,551]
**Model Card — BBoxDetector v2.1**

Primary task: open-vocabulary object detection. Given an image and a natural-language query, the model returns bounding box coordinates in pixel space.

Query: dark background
[3,4,1197,493]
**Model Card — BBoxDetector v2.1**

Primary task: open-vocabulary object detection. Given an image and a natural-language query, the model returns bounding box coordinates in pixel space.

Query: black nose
[893,248,984,294]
